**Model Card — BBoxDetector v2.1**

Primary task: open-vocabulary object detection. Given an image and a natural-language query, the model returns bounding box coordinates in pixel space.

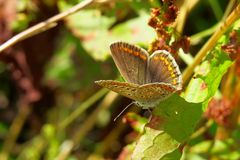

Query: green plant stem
[59,88,108,130]
[0,0,94,53]
[0,105,31,160]
[222,0,238,20]
[190,0,236,45]
[190,24,218,45]
[182,3,240,84]
[190,120,213,140]
[209,0,223,20]
[176,0,200,34]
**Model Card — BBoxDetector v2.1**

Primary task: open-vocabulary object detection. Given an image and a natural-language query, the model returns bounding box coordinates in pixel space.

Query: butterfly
[95,41,182,109]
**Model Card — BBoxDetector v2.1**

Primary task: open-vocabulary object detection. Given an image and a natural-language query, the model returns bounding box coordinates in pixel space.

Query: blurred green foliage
[0,0,240,160]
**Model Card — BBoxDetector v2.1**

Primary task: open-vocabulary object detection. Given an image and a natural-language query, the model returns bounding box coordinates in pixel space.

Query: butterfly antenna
[114,102,134,121]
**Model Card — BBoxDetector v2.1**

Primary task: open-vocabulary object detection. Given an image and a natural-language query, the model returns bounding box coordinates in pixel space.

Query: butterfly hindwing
[110,42,148,85]
[135,82,178,108]
[148,50,182,89]
[137,82,178,101]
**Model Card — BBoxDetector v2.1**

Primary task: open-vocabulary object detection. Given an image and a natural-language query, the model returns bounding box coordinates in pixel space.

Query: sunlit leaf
[132,94,202,159]
[201,48,232,109]
[132,127,180,160]
[184,38,232,109]
[63,6,155,60]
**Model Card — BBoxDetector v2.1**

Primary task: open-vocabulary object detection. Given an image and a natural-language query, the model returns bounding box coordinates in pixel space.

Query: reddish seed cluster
[148,1,190,55]
[222,30,240,76]
[205,98,232,126]
[163,5,179,25]
[171,36,190,53]
[222,30,240,59]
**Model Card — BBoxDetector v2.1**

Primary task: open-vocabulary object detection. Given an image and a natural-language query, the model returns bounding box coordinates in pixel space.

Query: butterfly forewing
[110,42,148,85]
[148,50,182,89]
[95,80,177,102]
[95,80,142,100]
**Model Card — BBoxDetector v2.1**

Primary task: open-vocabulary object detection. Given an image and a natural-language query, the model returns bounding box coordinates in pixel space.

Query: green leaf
[64,7,155,60]
[64,9,115,60]
[201,50,232,109]
[132,127,180,160]
[132,94,202,159]
[184,43,232,109]
[161,149,182,160]
[183,77,208,103]
[154,94,202,142]
[111,11,156,45]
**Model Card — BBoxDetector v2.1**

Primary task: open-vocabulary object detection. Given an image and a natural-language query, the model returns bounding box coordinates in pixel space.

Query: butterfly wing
[95,80,141,100]
[95,80,177,104]
[135,82,179,108]
[110,42,148,85]
[148,50,182,89]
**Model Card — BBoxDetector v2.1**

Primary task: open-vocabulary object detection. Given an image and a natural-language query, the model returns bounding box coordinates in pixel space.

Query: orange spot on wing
[120,46,147,60]
[171,73,176,78]
[168,66,173,71]
[122,47,128,52]
[128,48,133,54]
[154,56,159,60]
[164,60,169,65]
[140,54,147,60]
[133,51,139,56]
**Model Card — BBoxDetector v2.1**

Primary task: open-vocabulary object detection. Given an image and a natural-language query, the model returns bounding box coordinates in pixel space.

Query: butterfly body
[95,42,182,109]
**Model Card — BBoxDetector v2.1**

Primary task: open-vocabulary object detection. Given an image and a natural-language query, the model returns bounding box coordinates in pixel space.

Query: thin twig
[182,3,240,84]
[0,0,94,53]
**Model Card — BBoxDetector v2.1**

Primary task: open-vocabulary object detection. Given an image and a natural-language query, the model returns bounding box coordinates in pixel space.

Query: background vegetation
[0,0,240,159]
